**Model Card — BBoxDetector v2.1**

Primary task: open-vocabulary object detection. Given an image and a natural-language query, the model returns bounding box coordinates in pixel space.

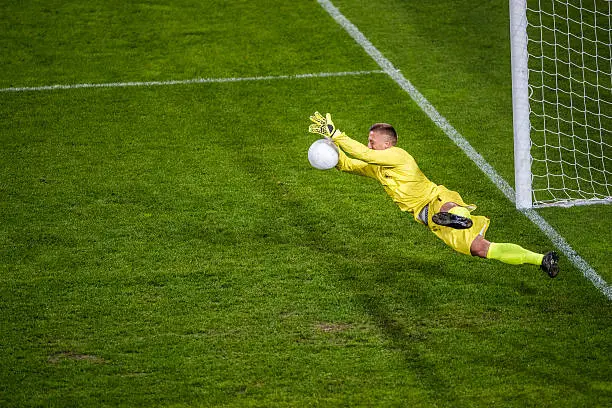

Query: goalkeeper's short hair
[370,123,398,146]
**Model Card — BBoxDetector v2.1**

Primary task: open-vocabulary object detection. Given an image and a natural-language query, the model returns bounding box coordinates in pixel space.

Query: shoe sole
[431,212,473,230]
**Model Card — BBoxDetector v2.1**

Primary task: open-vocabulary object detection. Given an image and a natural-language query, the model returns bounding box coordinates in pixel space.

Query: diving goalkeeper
[308,112,559,278]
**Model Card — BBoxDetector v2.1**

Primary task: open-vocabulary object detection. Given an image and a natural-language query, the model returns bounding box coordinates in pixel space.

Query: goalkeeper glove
[309,111,341,138]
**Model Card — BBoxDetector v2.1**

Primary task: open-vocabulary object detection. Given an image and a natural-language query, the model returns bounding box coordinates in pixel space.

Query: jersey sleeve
[332,132,409,166]
[336,148,378,178]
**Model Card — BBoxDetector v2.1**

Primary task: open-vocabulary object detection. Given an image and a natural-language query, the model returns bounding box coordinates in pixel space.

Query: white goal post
[510,0,612,209]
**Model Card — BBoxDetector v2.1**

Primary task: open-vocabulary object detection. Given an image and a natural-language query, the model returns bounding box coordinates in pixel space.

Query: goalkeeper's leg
[487,242,543,266]
[471,236,559,278]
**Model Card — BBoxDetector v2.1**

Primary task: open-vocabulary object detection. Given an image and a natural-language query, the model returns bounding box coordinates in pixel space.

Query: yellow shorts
[426,186,490,255]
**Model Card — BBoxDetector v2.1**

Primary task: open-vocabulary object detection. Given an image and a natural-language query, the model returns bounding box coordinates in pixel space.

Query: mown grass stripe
[317,0,611,300]
[0,70,384,93]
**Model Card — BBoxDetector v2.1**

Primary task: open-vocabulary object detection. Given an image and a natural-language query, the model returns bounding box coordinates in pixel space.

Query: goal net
[510,0,612,208]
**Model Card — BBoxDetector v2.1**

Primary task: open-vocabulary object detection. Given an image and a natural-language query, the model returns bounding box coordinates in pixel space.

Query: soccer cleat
[431,211,473,229]
[540,251,559,278]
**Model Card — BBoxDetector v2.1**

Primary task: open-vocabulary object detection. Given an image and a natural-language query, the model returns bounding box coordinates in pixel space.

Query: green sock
[487,242,544,266]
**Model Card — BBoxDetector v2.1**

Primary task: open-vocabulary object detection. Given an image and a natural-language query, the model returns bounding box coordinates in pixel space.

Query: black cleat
[541,251,559,278]
[431,212,473,230]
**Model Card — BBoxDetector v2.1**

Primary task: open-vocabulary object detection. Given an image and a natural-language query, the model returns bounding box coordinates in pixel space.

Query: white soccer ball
[308,139,339,170]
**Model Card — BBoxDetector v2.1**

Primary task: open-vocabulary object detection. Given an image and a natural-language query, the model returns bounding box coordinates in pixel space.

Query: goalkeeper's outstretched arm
[336,148,377,178]
[308,111,407,175]
[332,133,408,167]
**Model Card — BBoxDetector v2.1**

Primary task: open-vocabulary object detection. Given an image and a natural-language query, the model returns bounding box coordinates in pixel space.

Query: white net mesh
[526,0,612,206]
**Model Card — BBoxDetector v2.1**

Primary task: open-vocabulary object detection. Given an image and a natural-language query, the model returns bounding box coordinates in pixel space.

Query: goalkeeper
[309,112,559,278]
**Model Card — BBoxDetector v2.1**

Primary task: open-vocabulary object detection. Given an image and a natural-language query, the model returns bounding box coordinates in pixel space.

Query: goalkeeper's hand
[309,111,341,138]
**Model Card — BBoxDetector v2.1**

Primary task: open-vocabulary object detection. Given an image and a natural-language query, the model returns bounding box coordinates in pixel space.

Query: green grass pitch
[1,0,610,406]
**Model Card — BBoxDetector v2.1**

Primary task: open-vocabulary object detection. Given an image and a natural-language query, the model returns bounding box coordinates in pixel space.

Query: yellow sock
[449,206,471,219]
[487,242,544,266]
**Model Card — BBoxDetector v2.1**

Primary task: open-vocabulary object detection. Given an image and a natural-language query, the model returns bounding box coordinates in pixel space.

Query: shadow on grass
[234,150,453,398]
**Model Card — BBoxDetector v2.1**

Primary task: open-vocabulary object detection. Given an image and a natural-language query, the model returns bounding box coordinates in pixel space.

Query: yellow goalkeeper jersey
[332,132,450,222]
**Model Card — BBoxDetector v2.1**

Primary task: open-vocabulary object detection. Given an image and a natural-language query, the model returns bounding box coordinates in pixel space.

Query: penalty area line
[0,70,384,93]
[318,0,612,300]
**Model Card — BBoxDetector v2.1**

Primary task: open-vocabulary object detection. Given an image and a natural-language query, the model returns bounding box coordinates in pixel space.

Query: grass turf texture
[1,0,611,406]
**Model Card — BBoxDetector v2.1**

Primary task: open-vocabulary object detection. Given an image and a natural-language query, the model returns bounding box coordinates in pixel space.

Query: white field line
[0,70,384,93]
[318,0,612,300]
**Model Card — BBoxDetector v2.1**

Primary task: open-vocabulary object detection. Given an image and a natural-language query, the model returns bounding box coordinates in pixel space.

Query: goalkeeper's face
[367,131,392,150]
